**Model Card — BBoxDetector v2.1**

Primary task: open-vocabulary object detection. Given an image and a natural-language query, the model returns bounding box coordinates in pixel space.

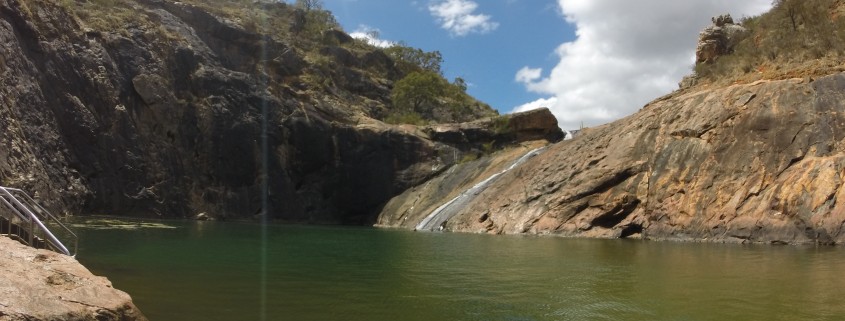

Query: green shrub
[459,153,478,164]
[384,111,427,126]
[391,71,448,113]
[491,116,510,135]
[383,45,443,75]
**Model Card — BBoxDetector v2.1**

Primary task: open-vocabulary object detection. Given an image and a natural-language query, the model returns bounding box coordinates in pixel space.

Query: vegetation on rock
[693,0,845,85]
[383,44,443,75]
[387,69,488,125]
[56,0,496,125]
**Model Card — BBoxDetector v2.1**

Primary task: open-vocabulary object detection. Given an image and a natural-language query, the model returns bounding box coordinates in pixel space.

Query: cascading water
[414,147,546,232]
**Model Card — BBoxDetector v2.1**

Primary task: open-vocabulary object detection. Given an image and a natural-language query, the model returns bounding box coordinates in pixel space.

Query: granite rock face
[0,236,147,321]
[0,0,512,223]
[695,14,747,64]
[383,73,845,245]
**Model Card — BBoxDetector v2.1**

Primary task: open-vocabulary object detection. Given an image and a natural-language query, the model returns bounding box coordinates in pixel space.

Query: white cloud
[515,67,543,84]
[512,0,772,130]
[429,0,499,37]
[349,25,395,48]
[515,96,557,115]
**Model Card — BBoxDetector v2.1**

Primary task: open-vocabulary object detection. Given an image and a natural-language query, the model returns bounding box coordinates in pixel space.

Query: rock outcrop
[695,14,747,64]
[381,73,845,245]
[0,236,147,321]
[422,108,563,151]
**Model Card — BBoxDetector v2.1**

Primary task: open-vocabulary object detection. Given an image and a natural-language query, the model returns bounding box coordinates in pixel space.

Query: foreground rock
[381,73,845,245]
[0,236,147,321]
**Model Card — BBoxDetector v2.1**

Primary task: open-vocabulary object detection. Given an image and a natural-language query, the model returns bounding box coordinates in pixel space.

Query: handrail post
[12,189,78,257]
[29,217,34,248]
[0,186,73,256]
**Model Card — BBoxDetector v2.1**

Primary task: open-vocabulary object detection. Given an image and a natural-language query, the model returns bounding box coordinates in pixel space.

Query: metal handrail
[5,188,78,255]
[10,188,78,257]
[0,193,29,222]
[0,187,76,257]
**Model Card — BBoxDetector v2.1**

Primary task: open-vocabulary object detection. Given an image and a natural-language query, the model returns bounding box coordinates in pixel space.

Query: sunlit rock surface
[0,236,147,321]
[385,74,845,244]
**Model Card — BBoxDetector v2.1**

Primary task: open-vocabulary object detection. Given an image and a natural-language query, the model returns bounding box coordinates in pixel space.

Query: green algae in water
[70,217,178,230]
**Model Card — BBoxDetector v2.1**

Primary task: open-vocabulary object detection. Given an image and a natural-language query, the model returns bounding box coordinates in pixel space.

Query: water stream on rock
[414,147,546,232]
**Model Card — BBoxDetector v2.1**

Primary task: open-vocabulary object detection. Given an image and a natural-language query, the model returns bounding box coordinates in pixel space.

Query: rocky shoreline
[0,236,147,321]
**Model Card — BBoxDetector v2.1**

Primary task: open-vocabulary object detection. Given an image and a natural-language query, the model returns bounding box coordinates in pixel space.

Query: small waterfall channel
[414,147,546,232]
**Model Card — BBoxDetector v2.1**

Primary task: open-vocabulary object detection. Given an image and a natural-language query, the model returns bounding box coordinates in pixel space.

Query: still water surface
[74,219,845,320]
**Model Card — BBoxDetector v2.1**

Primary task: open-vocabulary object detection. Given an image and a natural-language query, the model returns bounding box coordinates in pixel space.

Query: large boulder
[507,108,565,142]
[423,108,564,150]
[0,236,147,321]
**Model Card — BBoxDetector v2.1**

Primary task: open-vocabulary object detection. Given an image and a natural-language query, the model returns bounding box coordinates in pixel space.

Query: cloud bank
[429,0,499,37]
[513,0,772,130]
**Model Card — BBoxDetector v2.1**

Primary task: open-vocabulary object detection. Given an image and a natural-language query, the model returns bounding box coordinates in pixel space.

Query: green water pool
[73,219,845,320]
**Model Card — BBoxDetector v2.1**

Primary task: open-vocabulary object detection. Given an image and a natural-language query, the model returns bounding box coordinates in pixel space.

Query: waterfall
[414,147,546,232]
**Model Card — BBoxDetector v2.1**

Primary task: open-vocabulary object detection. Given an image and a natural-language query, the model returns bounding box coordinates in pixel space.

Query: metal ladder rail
[0,187,74,257]
[0,192,37,248]
[0,192,30,222]
[5,188,78,256]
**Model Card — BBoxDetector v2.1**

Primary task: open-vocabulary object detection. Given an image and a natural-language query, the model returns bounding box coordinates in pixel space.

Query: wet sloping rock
[390,73,845,245]
[377,142,549,230]
[0,236,147,321]
[376,109,561,227]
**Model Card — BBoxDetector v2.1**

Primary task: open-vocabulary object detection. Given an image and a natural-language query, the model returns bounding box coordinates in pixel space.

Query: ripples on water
[75,221,845,321]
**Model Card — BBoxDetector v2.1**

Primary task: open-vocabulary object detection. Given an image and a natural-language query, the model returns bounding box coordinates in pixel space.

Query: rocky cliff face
[0,0,555,222]
[381,73,845,244]
[0,236,147,321]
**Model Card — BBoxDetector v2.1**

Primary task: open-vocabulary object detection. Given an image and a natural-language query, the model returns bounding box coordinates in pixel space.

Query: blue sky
[311,1,773,129]
[322,0,569,115]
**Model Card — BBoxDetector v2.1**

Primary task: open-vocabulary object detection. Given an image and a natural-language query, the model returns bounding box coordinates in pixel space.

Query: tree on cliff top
[388,70,496,125]
[384,44,443,75]
[391,70,447,114]
[294,0,323,11]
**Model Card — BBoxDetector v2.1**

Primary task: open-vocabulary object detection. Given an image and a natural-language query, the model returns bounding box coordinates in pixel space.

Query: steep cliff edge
[0,236,147,321]
[0,0,556,223]
[390,73,845,244]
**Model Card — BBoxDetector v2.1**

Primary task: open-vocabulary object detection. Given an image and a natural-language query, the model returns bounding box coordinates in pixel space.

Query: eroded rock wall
[399,73,845,244]
[0,0,460,222]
